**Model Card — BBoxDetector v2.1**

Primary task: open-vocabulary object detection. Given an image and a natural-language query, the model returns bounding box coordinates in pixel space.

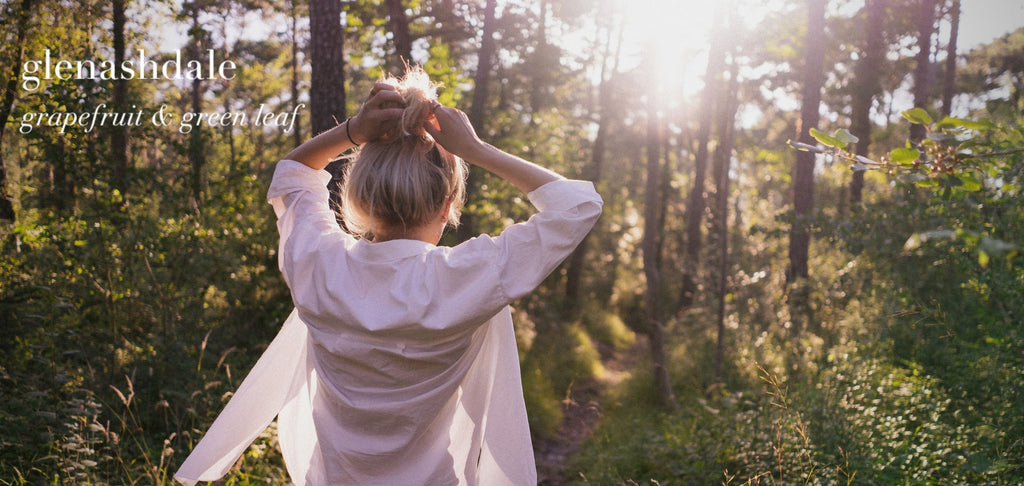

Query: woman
[175,69,602,485]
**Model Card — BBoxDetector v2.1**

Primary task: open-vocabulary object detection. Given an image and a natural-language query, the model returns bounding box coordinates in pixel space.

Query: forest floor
[534,340,640,485]
[534,380,604,485]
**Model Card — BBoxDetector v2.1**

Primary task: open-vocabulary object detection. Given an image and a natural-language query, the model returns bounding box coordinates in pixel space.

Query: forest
[1,0,1022,484]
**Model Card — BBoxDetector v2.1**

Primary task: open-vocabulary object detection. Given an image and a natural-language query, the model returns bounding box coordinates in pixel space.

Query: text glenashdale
[17,47,302,135]
[21,49,236,92]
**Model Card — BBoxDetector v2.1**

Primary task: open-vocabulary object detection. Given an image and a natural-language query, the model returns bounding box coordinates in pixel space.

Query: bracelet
[344,118,359,146]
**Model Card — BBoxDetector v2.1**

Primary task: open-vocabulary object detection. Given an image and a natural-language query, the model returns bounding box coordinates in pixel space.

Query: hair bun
[387,67,439,139]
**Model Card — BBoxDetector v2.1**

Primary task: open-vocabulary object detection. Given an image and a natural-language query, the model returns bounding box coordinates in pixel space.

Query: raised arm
[424,105,563,194]
[284,83,406,170]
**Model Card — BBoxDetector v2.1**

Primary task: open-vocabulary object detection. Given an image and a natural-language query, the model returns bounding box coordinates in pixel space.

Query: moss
[581,304,635,352]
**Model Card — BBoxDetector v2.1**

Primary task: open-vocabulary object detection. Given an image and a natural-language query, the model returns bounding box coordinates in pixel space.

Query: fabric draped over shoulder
[174,159,602,485]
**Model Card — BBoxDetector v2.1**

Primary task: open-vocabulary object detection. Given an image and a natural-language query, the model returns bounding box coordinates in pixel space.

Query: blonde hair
[341,68,467,239]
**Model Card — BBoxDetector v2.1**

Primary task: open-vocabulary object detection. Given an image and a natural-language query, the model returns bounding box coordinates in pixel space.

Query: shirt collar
[352,238,437,261]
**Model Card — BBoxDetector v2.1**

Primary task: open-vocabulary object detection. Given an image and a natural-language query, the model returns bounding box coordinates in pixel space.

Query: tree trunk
[187,1,206,208]
[291,0,303,148]
[110,0,129,195]
[428,0,464,49]
[310,0,347,135]
[909,0,937,144]
[565,8,622,311]
[457,0,498,243]
[310,0,347,220]
[941,0,960,117]
[563,106,605,310]
[713,66,739,385]
[849,0,885,208]
[0,0,35,221]
[678,6,727,313]
[788,0,826,283]
[467,0,497,133]
[528,0,552,116]
[710,55,737,241]
[220,14,238,182]
[47,136,74,212]
[386,0,413,67]
[642,99,675,408]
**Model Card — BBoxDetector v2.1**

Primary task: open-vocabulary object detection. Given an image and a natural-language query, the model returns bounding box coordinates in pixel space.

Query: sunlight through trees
[1,0,1022,484]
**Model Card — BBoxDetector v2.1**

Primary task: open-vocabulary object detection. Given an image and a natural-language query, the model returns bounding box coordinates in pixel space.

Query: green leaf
[903,229,957,250]
[958,230,979,246]
[957,139,980,152]
[935,116,967,129]
[809,128,846,149]
[915,177,939,188]
[902,107,934,125]
[960,119,994,131]
[978,249,990,268]
[904,234,924,251]
[788,140,824,153]
[834,128,859,145]
[958,172,983,192]
[889,147,920,165]
[935,116,992,131]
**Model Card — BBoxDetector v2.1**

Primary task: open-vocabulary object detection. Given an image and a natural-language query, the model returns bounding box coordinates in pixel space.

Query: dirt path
[534,381,605,485]
[534,341,639,485]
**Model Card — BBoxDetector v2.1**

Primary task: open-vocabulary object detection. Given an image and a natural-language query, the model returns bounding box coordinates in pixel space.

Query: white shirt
[175,159,602,485]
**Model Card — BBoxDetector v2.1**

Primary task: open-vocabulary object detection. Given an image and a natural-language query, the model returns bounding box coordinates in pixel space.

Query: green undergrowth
[568,114,1024,485]
[568,225,1024,485]
[517,298,634,441]
[570,300,1023,485]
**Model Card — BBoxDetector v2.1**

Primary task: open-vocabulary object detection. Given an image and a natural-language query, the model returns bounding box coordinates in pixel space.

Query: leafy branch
[788,108,1022,196]
[788,108,1020,267]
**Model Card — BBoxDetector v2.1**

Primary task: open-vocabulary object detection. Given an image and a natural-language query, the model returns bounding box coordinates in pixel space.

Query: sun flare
[617,0,722,97]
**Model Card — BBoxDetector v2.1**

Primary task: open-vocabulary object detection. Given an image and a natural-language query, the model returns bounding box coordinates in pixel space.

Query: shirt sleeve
[267,159,333,218]
[266,159,354,292]
[451,178,603,307]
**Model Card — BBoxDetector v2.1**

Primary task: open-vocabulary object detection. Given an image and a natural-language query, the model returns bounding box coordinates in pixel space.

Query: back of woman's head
[341,68,467,239]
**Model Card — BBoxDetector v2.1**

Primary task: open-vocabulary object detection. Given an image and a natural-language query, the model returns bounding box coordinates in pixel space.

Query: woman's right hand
[424,104,485,160]
[424,103,561,193]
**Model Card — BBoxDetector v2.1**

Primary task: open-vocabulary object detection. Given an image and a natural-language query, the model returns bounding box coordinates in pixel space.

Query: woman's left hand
[349,82,406,144]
